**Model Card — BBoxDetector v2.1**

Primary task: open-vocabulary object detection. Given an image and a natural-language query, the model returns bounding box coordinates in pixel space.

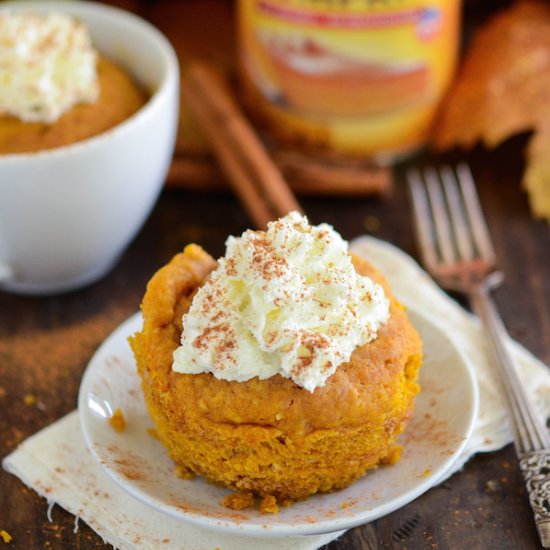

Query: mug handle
[0,262,14,282]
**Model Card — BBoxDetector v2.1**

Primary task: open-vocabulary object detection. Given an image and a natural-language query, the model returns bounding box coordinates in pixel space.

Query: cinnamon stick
[184,82,274,228]
[182,62,303,228]
[166,154,392,196]
[167,155,224,191]
[274,151,392,196]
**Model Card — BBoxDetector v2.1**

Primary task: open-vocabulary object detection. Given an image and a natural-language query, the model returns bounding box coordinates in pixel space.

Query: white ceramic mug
[0,1,179,294]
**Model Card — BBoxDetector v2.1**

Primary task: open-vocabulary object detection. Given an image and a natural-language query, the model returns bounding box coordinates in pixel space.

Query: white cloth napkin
[4,236,550,549]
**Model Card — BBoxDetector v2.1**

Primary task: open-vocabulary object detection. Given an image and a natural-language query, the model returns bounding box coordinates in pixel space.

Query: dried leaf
[432,1,550,221]
[524,127,550,221]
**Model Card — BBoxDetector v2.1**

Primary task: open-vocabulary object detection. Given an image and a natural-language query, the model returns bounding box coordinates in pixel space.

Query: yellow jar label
[238,0,461,157]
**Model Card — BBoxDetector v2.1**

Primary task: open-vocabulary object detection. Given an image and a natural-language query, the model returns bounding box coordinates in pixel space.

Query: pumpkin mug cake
[0,11,147,154]
[130,213,422,507]
[0,1,178,295]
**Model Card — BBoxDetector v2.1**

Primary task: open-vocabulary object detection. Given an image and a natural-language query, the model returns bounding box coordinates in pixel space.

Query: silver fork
[407,163,550,548]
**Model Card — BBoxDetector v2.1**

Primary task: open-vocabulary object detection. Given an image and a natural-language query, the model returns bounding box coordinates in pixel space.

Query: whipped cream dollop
[0,12,99,123]
[172,212,390,392]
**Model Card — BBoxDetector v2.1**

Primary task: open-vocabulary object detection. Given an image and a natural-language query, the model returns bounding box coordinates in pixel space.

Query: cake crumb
[486,479,499,493]
[221,491,254,510]
[0,530,12,544]
[175,465,194,480]
[381,444,402,465]
[108,408,126,433]
[23,394,36,406]
[260,495,279,514]
[146,427,159,439]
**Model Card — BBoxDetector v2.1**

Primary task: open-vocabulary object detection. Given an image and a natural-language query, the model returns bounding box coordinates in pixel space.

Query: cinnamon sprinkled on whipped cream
[0,12,99,123]
[172,212,390,392]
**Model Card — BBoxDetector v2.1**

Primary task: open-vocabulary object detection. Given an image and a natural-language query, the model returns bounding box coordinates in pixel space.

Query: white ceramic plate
[78,308,478,537]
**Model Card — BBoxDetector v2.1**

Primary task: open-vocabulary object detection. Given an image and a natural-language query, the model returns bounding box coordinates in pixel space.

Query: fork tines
[407,164,496,273]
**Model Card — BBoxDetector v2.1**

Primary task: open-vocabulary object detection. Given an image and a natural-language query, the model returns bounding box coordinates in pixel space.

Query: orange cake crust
[130,244,422,501]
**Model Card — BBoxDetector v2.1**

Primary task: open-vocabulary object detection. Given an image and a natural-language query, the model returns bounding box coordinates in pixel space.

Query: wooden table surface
[2,2,550,549]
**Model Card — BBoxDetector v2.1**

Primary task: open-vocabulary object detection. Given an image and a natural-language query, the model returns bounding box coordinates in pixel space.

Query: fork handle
[519,451,550,548]
[469,284,550,548]
[469,282,550,451]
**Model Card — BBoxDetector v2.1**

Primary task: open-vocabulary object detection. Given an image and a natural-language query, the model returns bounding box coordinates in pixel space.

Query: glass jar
[238,0,461,161]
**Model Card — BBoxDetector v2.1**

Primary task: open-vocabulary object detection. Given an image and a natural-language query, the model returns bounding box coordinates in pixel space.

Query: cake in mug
[130,213,422,506]
[0,12,147,154]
